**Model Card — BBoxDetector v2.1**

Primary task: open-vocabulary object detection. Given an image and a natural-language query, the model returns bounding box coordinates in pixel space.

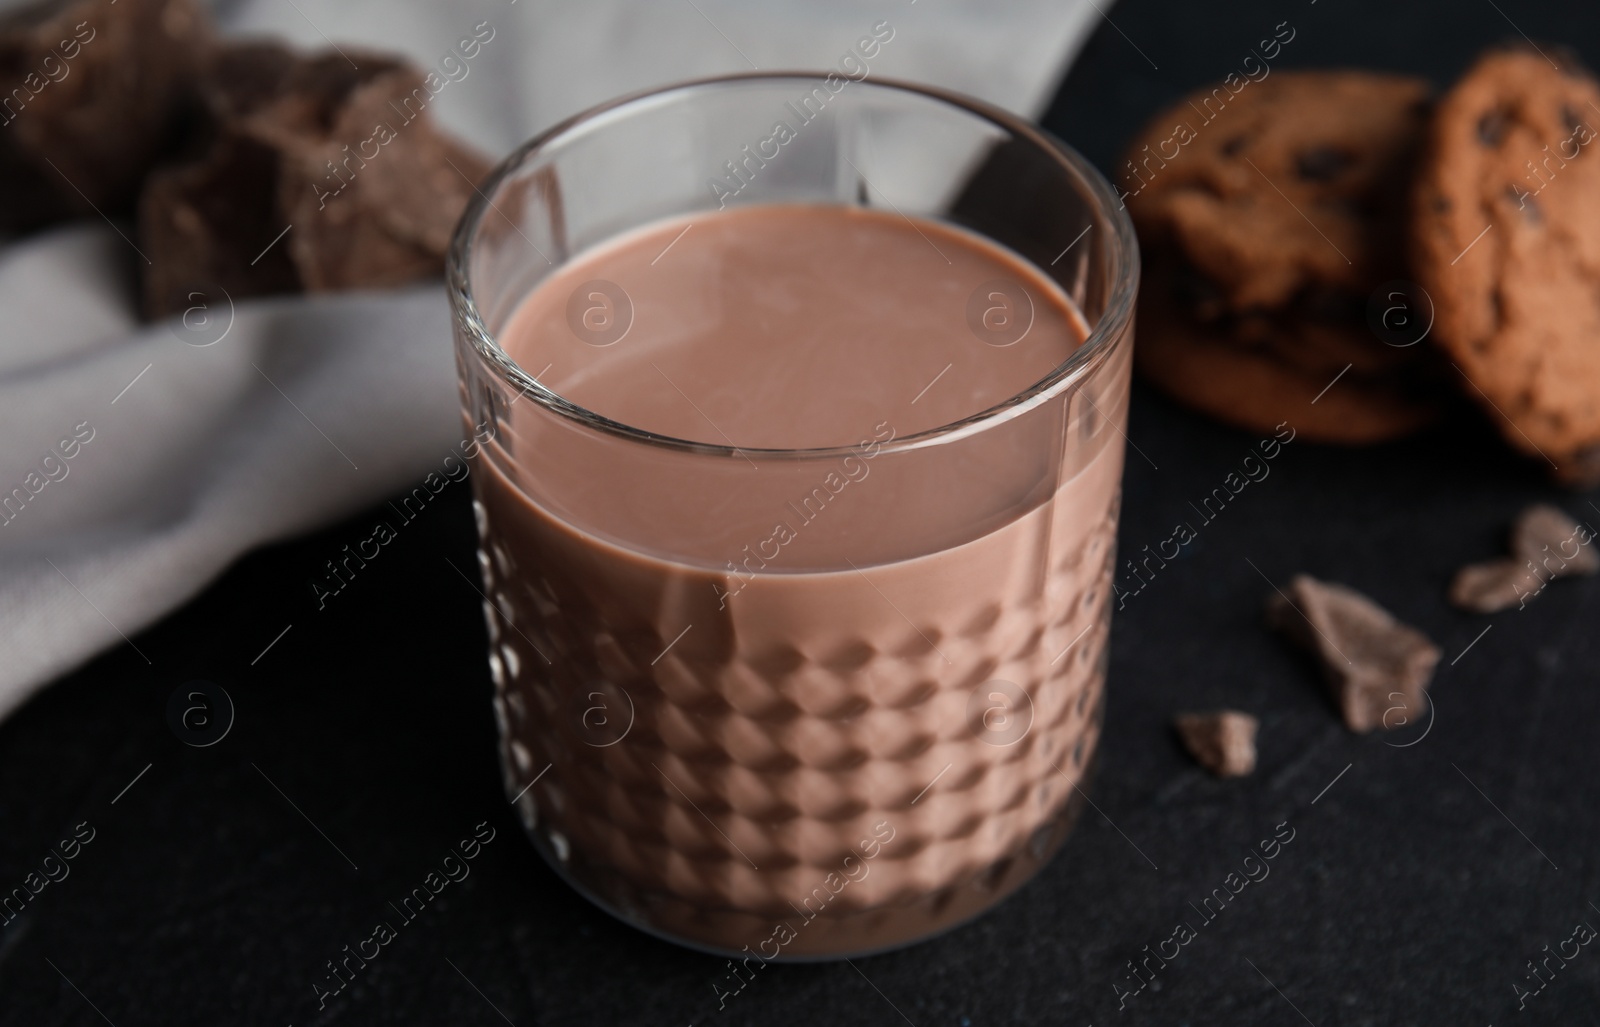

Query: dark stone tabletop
[3,1,1598,1024]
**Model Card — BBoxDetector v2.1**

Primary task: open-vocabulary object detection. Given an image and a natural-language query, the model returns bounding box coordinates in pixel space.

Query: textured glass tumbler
[448,74,1138,959]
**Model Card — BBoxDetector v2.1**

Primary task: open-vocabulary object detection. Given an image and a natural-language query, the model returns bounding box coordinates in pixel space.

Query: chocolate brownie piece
[1126,71,1445,441]
[141,42,493,317]
[0,0,210,232]
[1412,48,1600,486]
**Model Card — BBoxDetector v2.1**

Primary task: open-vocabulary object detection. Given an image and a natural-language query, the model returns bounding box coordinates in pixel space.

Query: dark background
[4,1,1599,1024]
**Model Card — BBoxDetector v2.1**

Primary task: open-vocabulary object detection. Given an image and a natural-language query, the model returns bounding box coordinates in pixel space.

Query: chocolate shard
[1448,558,1541,613]
[140,41,493,318]
[1447,504,1597,614]
[1267,575,1440,733]
[1174,710,1258,777]
[0,0,211,232]
[1511,504,1599,577]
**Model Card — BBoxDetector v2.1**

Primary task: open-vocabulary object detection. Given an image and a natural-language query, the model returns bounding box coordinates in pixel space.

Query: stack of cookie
[1126,48,1600,487]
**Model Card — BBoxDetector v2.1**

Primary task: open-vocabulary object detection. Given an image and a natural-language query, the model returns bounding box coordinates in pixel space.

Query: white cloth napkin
[0,0,1105,718]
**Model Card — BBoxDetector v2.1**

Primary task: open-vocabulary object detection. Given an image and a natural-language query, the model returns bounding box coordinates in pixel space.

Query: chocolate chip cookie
[1125,71,1444,441]
[1411,47,1600,486]
[1137,263,1442,442]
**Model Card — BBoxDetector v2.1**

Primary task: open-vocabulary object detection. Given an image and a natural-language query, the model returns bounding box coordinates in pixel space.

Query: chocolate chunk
[141,132,299,321]
[1448,558,1541,613]
[0,0,211,232]
[1513,188,1542,225]
[1557,445,1600,489]
[1220,134,1248,157]
[1448,504,1597,613]
[1267,575,1440,733]
[1296,146,1354,182]
[1301,285,1365,325]
[1174,711,1258,777]
[141,42,493,317]
[204,40,298,121]
[1477,109,1508,146]
[277,59,490,291]
[1170,260,1227,322]
[1511,503,1599,575]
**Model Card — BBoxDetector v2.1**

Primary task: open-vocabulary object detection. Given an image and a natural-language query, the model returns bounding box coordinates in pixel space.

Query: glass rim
[446,71,1140,461]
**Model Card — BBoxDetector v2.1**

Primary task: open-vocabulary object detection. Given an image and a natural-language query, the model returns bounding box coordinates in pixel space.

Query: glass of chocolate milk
[448,73,1137,959]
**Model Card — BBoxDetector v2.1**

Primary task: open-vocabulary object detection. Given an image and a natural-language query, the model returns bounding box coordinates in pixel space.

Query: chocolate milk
[470,204,1126,957]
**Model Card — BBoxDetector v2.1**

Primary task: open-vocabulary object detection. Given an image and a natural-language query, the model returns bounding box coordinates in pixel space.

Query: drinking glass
[448,72,1138,959]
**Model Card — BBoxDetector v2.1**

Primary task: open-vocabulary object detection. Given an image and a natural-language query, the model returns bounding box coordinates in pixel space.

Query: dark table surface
[5,1,1600,1024]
